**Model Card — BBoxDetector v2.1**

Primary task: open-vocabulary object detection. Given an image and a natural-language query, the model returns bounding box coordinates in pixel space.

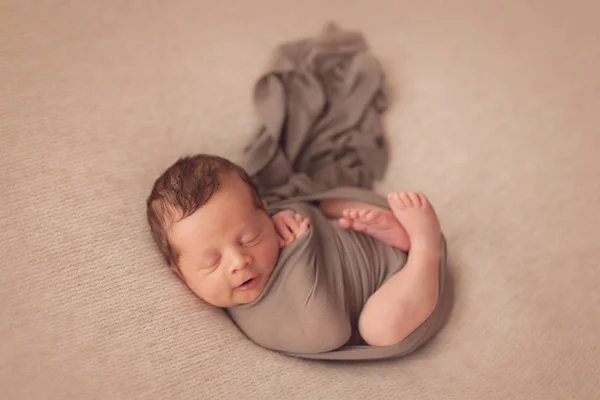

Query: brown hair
[146,154,263,268]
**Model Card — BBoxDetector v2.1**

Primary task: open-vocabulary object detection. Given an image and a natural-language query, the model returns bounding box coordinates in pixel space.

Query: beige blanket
[228,24,451,360]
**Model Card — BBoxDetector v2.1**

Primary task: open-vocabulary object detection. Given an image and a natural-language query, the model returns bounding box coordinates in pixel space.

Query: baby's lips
[235,276,256,288]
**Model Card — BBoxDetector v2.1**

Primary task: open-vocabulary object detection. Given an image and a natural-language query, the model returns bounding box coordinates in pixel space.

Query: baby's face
[169,174,280,307]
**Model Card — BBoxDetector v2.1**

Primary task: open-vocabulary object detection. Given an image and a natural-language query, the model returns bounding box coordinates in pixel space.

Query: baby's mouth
[236,277,258,291]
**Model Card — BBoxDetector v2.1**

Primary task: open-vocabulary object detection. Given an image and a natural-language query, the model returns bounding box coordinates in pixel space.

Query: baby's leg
[358,192,441,347]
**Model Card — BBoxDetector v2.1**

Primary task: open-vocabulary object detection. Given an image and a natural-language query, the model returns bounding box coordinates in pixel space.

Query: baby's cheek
[207,282,235,307]
[186,274,219,304]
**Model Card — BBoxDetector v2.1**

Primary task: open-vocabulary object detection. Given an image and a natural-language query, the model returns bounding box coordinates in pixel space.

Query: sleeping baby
[146,154,449,360]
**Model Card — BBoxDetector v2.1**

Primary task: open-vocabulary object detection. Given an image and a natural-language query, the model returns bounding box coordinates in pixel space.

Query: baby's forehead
[210,202,262,228]
[185,196,260,232]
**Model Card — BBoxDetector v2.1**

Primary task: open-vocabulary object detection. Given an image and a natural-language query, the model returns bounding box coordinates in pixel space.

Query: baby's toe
[364,209,380,222]
[387,192,405,209]
[399,192,413,207]
[417,192,430,207]
[358,209,370,219]
[338,218,352,229]
[408,192,422,207]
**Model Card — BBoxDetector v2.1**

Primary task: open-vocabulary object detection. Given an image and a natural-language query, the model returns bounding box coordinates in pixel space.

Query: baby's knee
[358,307,405,347]
[358,300,437,347]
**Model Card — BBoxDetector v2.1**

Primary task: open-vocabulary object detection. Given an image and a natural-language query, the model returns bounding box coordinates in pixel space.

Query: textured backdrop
[1,1,599,399]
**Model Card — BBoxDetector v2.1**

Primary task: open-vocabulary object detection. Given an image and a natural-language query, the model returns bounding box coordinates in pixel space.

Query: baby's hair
[146,154,262,269]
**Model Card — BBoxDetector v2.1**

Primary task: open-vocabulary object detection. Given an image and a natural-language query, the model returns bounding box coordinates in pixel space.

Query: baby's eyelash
[201,256,221,270]
[241,234,261,246]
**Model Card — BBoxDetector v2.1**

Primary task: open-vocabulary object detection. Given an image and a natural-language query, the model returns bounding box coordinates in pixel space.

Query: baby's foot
[338,207,411,251]
[387,192,441,253]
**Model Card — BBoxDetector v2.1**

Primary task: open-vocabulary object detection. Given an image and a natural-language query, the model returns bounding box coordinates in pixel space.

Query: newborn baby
[147,154,445,357]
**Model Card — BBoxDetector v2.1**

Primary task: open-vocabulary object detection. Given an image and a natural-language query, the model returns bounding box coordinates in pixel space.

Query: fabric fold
[241,23,389,204]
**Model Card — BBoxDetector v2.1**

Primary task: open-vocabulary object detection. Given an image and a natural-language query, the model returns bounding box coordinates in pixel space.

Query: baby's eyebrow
[242,215,262,229]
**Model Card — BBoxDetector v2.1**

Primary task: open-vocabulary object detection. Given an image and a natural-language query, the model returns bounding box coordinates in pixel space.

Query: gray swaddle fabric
[227,24,451,360]
[241,23,389,203]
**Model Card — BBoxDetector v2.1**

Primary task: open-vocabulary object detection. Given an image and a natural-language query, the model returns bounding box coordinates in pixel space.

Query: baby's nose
[229,251,251,272]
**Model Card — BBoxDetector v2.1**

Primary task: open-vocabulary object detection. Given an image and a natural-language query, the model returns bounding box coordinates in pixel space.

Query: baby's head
[146,154,280,307]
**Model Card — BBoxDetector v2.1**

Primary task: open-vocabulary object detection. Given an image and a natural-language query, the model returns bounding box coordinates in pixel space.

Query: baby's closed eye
[199,254,221,270]
[240,231,262,246]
